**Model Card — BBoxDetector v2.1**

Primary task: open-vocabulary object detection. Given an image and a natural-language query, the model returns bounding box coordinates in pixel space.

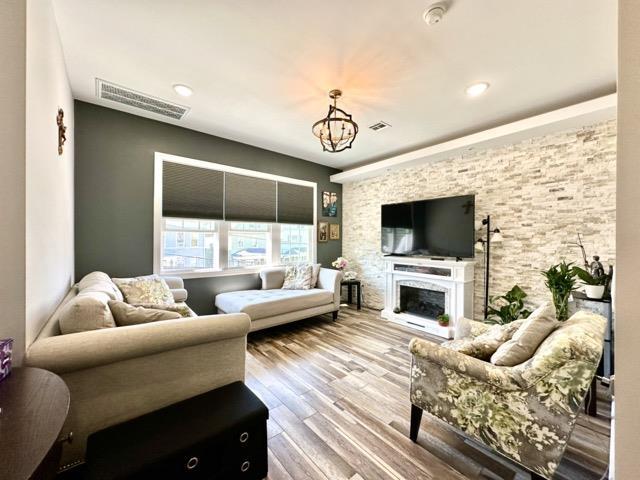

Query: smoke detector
[423,2,448,25]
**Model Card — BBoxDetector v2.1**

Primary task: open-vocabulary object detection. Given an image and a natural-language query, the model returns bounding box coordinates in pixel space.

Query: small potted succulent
[572,266,608,299]
[437,313,450,327]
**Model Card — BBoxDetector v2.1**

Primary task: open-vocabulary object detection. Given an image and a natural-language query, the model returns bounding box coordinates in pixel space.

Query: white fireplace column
[381,257,475,339]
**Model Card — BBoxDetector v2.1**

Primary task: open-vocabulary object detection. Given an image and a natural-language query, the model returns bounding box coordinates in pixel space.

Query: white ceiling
[52,0,617,170]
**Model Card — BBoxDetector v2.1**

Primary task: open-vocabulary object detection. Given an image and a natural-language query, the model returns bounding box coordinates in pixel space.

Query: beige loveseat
[24,274,250,471]
[215,267,342,331]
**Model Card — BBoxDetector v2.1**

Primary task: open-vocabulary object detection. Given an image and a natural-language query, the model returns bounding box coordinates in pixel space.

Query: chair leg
[332,310,338,321]
[410,404,423,442]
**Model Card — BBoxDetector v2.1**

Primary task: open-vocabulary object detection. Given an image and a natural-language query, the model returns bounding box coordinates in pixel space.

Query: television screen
[381,195,475,258]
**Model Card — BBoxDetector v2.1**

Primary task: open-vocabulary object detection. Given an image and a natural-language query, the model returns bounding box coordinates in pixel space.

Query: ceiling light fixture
[312,89,358,153]
[173,84,193,97]
[465,82,490,97]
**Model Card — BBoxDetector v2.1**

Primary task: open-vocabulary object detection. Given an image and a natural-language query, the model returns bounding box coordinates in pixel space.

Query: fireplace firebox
[399,285,445,320]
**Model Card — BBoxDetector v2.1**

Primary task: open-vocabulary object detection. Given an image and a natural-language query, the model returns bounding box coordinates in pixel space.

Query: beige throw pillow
[59,292,117,334]
[445,319,525,360]
[491,303,558,366]
[113,275,175,306]
[108,301,181,326]
[310,263,321,288]
[282,264,313,290]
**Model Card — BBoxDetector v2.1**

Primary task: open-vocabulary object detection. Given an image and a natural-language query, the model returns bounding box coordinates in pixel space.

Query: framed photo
[322,191,338,217]
[318,222,329,242]
[329,223,340,240]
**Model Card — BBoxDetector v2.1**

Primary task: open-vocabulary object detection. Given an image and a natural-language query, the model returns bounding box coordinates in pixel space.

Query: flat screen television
[381,195,475,258]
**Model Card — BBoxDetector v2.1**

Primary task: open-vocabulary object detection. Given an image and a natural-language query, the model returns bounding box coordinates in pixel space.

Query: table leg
[357,283,361,310]
[347,284,353,304]
[585,376,597,417]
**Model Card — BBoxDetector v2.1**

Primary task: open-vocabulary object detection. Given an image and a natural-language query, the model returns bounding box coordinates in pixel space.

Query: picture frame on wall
[322,191,338,217]
[318,222,329,242]
[329,223,340,240]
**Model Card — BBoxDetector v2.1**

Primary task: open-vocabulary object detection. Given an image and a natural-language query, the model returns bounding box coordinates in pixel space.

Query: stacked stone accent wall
[342,120,616,316]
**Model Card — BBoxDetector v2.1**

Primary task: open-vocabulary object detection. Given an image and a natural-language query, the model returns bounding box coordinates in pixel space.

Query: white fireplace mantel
[380,256,475,339]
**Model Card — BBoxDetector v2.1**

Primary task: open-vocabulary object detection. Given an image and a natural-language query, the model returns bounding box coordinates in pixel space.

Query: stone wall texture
[342,120,616,317]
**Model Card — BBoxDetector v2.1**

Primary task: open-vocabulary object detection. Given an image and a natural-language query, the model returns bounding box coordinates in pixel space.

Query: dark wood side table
[570,292,614,417]
[341,279,362,310]
[0,367,70,480]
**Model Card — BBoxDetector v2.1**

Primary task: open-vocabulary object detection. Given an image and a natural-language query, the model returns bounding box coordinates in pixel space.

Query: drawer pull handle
[241,461,250,472]
[239,432,249,443]
[186,457,199,470]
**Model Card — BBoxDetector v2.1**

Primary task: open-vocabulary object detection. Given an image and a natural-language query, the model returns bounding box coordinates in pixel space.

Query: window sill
[158,267,264,280]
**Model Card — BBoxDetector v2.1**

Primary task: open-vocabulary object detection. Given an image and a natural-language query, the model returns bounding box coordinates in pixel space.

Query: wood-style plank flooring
[247,307,611,480]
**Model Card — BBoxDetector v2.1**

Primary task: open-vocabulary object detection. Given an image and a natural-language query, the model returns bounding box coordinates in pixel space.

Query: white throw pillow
[282,264,313,290]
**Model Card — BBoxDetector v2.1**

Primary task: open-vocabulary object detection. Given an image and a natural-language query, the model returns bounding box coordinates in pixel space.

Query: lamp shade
[492,230,504,243]
[475,239,485,252]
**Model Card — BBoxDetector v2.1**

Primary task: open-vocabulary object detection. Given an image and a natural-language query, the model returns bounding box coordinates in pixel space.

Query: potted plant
[437,313,450,327]
[541,262,577,321]
[572,266,607,299]
[486,285,532,325]
[331,257,348,271]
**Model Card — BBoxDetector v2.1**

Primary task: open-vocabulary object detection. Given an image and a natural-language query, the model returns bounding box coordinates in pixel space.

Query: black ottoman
[86,382,268,479]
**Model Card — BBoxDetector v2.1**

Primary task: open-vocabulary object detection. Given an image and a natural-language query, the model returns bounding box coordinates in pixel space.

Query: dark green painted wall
[74,101,342,314]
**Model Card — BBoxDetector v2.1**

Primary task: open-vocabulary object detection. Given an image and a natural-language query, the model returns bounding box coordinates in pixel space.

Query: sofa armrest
[317,268,342,308]
[161,276,184,289]
[409,338,523,391]
[25,313,250,374]
[260,267,286,289]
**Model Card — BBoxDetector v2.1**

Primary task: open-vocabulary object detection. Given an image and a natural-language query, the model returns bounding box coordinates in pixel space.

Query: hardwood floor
[246,307,611,480]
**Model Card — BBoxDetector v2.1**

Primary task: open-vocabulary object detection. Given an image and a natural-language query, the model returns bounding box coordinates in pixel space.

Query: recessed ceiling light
[173,84,193,97]
[465,82,490,97]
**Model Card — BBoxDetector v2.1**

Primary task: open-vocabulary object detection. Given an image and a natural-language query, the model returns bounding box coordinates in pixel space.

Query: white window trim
[153,152,318,278]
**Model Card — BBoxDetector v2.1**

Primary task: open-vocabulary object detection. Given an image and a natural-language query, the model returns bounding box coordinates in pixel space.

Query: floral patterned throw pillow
[113,275,175,307]
[443,319,525,360]
[282,264,313,290]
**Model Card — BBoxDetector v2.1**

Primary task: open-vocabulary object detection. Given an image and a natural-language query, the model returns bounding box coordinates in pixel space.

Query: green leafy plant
[486,285,532,325]
[572,266,607,286]
[542,262,577,321]
[437,313,450,326]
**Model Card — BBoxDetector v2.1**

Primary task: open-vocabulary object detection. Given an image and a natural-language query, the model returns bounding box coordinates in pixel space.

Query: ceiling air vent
[96,79,190,120]
[369,121,391,132]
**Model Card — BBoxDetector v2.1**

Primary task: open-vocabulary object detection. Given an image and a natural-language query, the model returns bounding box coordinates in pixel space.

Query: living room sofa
[409,311,606,479]
[24,274,250,471]
[215,267,342,331]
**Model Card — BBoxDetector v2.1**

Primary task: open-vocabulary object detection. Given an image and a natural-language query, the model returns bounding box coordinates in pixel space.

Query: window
[228,223,270,268]
[155,154,317,277]
[280,224,312,265]
[161,218,217,272]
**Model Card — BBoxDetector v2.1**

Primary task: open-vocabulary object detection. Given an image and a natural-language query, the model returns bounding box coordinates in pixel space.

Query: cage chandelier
[312,89,358,153]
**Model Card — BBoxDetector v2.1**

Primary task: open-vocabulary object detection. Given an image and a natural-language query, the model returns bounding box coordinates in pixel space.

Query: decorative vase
[585,285,605,300]
[552,290,572,322]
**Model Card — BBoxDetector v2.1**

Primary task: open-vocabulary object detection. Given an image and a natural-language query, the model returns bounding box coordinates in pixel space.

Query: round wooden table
[0,367,70,479]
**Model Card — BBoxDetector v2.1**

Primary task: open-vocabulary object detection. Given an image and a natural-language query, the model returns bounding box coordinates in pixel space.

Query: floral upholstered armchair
[409,311,606,480]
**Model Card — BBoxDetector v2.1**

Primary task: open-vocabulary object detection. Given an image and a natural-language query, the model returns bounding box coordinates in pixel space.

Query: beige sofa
[215,267,342,331]
[24,274,250,471]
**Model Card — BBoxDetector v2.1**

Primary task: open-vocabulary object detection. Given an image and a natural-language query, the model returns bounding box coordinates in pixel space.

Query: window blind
[277,182,314,225]
[162,162,224,220]
[224,173,277,223]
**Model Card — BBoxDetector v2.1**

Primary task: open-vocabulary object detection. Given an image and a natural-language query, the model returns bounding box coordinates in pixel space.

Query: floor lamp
[475,215,503,319]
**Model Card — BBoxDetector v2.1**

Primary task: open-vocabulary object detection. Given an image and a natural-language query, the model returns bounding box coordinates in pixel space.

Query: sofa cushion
[282,264,313,290]
[59,292,117,334]
[491,303,558,366]
[142,302,196,318]
[108,301,181,326]
[78,271,123,302]
[112,275,175,306]
[216,288,333,320]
